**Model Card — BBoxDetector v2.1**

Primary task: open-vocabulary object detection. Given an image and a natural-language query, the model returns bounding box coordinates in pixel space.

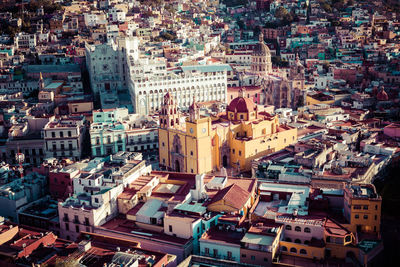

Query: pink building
[228,86,262,104]
[384,123,400,139]
[49,167,78,200]
[334,68,358,85]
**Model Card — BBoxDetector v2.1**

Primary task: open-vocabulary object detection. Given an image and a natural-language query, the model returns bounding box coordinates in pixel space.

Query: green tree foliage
[271,56,289,67]
[28,0,63,14]
[275,6,294,24]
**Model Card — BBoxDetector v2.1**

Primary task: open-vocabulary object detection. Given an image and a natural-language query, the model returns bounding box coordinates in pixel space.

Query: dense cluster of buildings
[0,0,399,266]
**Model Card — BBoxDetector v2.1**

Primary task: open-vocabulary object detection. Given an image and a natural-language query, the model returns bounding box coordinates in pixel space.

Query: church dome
[227,96,256,113]
[377,86,388,101]
[253,33,270,56]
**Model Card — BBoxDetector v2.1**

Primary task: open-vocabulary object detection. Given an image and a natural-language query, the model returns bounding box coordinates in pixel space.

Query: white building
[85,36,139,96]
[129,64,231,114]
[14,32,36,49]
[84,12,107,27]
[58,156,150,241]
[43,116,86,161]
[108,7,126,22]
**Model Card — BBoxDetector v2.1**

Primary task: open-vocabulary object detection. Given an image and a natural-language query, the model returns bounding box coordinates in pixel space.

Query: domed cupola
[226,88,258,121]
[251,33,272,75]
[377,86,389,101]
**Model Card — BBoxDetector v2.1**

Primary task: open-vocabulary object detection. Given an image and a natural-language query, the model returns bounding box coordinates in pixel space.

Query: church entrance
[175,160,180,172]
[222,155,228,167]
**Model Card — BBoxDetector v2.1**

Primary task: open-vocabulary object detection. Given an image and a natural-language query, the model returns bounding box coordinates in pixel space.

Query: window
[363,215,368,219]
[251,255,255,261]
[232,149,235,154]
[290,248,297,253]
[295,239,301,244]
[304,227,311,233]
[375,215,377,220]
[190,151,193,156]
[354,205,361,210]
[363,205,368,210]
[169,225,172,232]
[355,214,359,219]
[68,131,72,137]
[264,257,268,262]
[60,131,64,138]
[162,142,165,147]
[238,150,242,156]
[75,225,79,233]
[227,251,232,259]
[281,246,287,252]
[295,226,301,232]
[285,225,292,230]
[242,254,246,258]
[285,237,292,242]
[213,249,218,257]
[52,132,55,138]
[205,248,209,255]
[240,114,244,120]
[65,223,69,231]
[95,198,99,203]
[300,249,307,255]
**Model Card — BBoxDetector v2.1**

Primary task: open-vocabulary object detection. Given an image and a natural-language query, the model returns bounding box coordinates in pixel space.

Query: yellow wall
[280,241,325,260]
[326,243,359,259]
[348,199,381,234]
[159,104,297,173]
[306,95,334,106]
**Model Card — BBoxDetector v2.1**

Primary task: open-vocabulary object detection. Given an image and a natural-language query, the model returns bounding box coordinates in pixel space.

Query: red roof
[227,96,256,113]
[208,184,251,210]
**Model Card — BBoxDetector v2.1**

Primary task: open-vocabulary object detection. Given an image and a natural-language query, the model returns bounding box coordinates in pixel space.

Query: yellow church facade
[158,90,297,174]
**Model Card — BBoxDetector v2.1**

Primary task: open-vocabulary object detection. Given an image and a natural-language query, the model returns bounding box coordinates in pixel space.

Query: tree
[275,6,293,23]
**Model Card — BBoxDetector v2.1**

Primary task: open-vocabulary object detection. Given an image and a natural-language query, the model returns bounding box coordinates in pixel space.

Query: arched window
[290,248,297,253]
[300,249,307,255]
[281,246,287,252]
[295,239,301,244]
[304,227,311,233]
[285,237,292,242]
[285,225,292,231]
[304,240,310,245]
[295,226,301,232]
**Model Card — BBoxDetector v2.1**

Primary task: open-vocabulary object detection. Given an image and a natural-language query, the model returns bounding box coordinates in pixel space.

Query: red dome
[227,97,256,113]
[377,87,388,101]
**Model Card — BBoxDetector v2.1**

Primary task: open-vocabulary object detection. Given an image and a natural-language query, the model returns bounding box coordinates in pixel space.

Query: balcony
[223,256,236,261]
[73,219,80,224]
